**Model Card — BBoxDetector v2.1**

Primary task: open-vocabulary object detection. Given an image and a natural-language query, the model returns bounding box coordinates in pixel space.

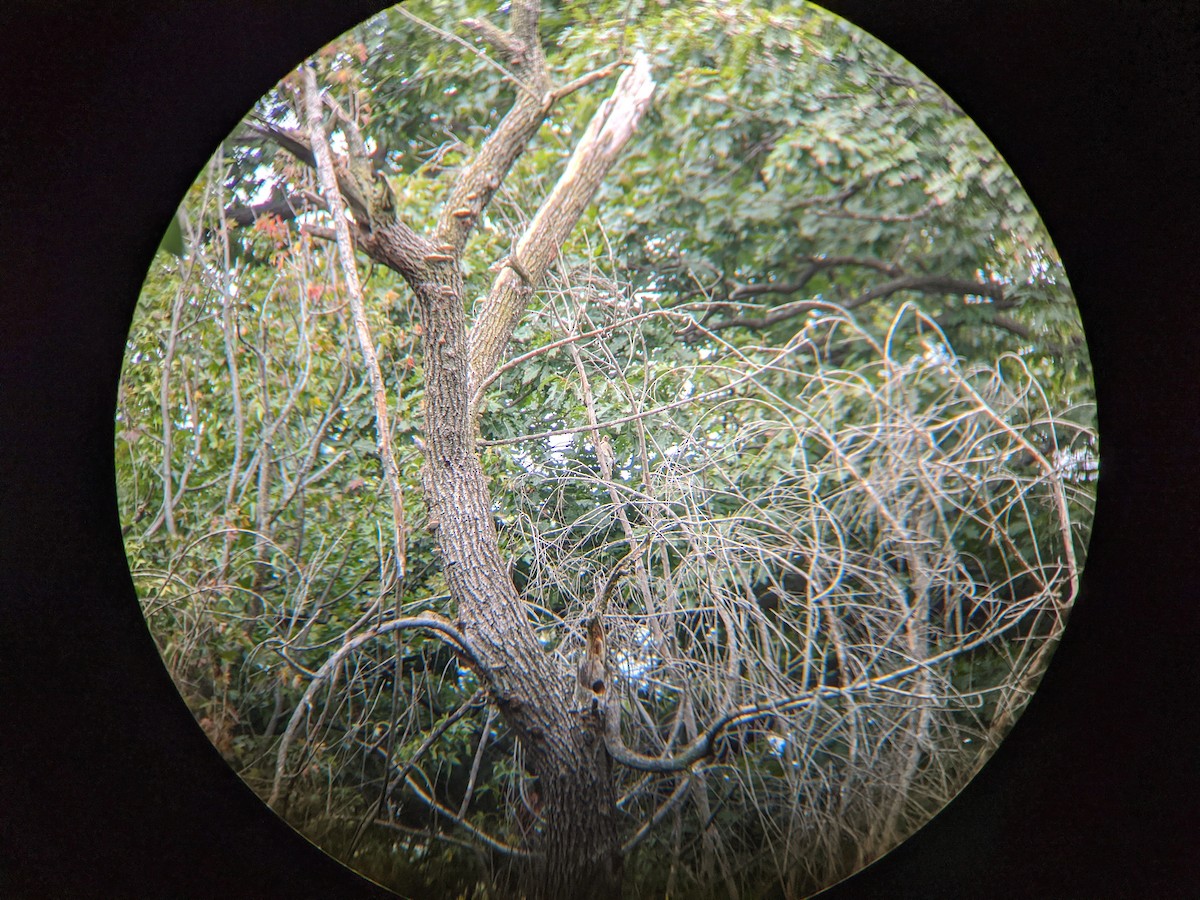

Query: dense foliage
[119,2,1096,897]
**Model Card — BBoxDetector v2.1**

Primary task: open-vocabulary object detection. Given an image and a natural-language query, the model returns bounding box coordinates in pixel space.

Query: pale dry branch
[480,290,1089,881]
[304,67,408,580]
[468,52,656,417]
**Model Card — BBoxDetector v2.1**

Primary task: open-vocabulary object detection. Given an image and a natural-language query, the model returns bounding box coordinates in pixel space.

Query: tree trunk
[529,708,623,900]
[298,26,653,893]
[358,229,623,897]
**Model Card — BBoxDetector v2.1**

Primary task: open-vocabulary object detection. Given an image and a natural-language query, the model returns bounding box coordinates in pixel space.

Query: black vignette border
[1,1,1197,897]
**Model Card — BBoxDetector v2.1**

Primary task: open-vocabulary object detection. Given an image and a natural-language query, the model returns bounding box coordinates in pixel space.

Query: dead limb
[468,52,656,422]
[304,66,407,580]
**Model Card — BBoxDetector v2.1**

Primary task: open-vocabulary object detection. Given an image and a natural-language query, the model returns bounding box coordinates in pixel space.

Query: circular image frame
[4,1,1195,900]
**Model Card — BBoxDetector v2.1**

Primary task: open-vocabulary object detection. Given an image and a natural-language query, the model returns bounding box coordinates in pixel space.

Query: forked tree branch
[244,119,373,223]
[401,5,537,97]
[433,0,554,259]
[468,52,656,422]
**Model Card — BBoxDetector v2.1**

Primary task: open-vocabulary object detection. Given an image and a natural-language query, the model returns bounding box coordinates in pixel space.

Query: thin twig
[304,67,408,580]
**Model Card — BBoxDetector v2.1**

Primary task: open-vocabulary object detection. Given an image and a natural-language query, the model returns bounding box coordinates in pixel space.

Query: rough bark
[295,8,655,895]
[361,219,624,899]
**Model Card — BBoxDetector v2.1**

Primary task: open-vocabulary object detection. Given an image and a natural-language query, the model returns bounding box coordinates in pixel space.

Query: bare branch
[725,255,903,301]
[468,52,656,417]
[551,59,629,103]
[304,66,408,581]
[223,191,304,227]
[244,118,372,223]
[478,316,814,447]
[269,614,482,808]
[620,775,693,855]
[462,15,521,58]
[400,769,532,859]
[457,706,499,820]
[470,308,682,412]
[299,223,338,242]
[433,0,554,258]
[691,273,1008,337]
[603,606,1045,775]
[400,5,537,97]
[381,690,483,810]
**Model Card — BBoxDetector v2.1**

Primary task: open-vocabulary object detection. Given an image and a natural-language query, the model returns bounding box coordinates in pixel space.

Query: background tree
[118,2,1096,897]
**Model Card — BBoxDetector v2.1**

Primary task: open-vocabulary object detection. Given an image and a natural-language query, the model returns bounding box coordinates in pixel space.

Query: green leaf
[157,213,185,259]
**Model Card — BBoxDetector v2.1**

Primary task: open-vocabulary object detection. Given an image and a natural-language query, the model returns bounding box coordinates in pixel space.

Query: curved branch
[479,316,816,448]
[603,603,1056,775]
[854,274,1008,307]
[469,308,682,413]
[380,691,482,811]
[693,273,1009,338]
[268,614,482,808]
[355,702,531,860]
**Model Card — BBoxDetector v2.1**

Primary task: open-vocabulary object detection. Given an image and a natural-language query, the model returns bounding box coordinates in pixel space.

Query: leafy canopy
[119,2,1095,897]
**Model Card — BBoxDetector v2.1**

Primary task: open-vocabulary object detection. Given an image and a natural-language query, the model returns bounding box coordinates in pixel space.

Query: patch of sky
[613,625,658,686]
